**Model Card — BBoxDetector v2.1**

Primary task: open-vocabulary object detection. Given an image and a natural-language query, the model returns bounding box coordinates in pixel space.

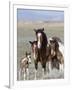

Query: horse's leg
[61,58,64,71]
[59,63,64,71]
[23,68,26,80]
[34,61,38,80]
[19,68,21,80]
[59,58,64,71]
[42,62,46,79]
[47,56,52,72]
[26,68,29,80]
[35,69,37,80]
[48,60,52,72]
[51,59,54,70]
[42,68,44,79]
[56,60,60,70]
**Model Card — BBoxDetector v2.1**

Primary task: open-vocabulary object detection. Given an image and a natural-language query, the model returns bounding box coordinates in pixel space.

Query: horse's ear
[42,28,44,31]
[29,41,33,45]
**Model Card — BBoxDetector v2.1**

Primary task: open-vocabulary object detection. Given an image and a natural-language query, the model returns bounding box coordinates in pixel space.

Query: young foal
[19,52,31,80]
[29,41,38,79]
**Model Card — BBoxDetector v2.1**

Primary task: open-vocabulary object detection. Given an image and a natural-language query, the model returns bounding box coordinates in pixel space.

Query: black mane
[41,31,48,48]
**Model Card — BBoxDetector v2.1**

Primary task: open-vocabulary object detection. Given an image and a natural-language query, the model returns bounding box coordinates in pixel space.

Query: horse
[48,36,64,56]
[29,40,53,79]
[34,28,48,78]
[29,41,39,79]
[49,37,64,71]
[19,52,31,80]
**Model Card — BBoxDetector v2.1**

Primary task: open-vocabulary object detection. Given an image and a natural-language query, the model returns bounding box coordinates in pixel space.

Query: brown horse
[29,40,54,79]
[49,38,64,71]
[34,28,48,78]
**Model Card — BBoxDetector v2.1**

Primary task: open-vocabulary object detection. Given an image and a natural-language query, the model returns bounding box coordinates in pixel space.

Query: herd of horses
[19,28,64,80]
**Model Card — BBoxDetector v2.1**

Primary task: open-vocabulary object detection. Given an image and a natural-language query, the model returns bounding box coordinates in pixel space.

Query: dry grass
[17,21,64,80]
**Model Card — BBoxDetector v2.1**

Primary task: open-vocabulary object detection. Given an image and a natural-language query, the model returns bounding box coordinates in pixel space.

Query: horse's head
[25,52,31,64]
[29,41,38,60]
[49,39,59,57]
[34,28,44,49]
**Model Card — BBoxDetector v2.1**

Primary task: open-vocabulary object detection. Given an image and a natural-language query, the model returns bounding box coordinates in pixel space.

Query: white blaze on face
[37,33,41,49]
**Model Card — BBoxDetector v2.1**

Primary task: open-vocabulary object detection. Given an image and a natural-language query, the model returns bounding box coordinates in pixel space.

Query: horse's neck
[42,42,47,51]
[42,33,47,45]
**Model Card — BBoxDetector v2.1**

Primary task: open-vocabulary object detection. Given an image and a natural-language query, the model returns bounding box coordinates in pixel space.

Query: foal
[19,52,31,80]
[29,41,38,79]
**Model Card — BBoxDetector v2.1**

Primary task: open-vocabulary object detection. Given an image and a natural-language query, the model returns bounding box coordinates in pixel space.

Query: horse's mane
[52,36,62,43]
[41,31,48,49]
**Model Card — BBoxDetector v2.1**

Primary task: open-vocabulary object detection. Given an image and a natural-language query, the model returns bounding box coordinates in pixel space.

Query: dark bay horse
[34,28,48,78]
